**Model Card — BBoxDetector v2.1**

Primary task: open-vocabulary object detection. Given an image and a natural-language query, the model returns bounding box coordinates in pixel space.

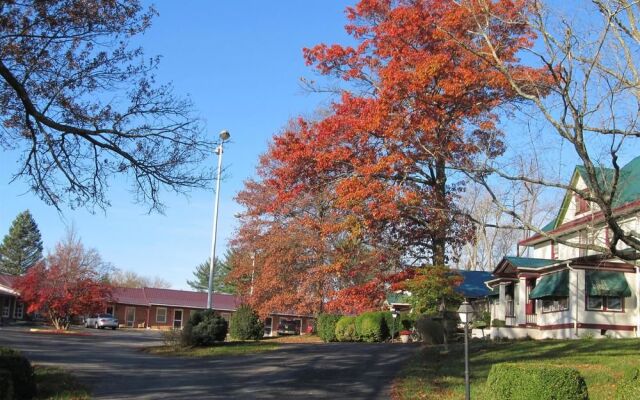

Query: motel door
[125,307,135,327]
[173,310,183,329]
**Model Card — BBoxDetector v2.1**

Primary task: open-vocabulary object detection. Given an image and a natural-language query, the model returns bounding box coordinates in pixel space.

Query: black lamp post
[457,301,475,400]
[391,309,399,343]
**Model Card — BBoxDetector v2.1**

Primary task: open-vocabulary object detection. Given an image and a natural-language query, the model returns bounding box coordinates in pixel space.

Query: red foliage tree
[231,0,546,313]
[15,234,112,330]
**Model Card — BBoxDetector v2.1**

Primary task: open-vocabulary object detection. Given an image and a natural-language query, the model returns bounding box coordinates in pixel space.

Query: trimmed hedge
[0,347,36,400]
[335,316,357,342]
[316,314,342,342]
[616,369,640,400]
[355,311,389,343]
[229,305,263,340]
[486,363,588,400]
[182,310,228,346]
[0,369,13,400]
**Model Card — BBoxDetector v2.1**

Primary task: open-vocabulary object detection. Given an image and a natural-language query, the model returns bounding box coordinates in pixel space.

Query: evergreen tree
[187,250,236,293]
[0,210,44,275]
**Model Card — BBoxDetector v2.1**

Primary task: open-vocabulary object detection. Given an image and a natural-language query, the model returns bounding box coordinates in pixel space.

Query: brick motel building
[109,287,315,336]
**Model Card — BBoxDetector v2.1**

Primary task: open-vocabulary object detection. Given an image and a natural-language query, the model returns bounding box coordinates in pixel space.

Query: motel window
[1,298,10,318]
[587,296,623,311]
[541,297,569,313]
[156,307,167,323]
[14,302,24,319]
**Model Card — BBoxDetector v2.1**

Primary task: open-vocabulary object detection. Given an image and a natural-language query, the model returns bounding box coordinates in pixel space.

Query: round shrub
[335,316,357,342]
[0,369,14,400]
[316,314,342,342]
[229,304,264,340]
[182,310,228,346]
[616,369,640,399]
[0,347,35,400]
[486,363,588,400]
[355,311,389,342]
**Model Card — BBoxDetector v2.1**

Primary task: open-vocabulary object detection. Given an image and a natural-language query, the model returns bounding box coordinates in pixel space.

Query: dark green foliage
[491,319,506,327]
[0,347,36,400]
[0,369,13,400]
[181,310,228,346]
[186,249,237,293]
[316,313,341,342]
[473,311,491,329]
[486,363,588,400]
[415,315,445,345]
[0,210,43,275]
[335,316,357,342]
[229,304,263,340]
[616,369,640,400]
[355,311,390,342]
[384,312,416,338]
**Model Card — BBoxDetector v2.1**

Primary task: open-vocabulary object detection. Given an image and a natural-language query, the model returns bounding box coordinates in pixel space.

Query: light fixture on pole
[391,309,399,343]
[207,130,230,309]
[457,301,475,400]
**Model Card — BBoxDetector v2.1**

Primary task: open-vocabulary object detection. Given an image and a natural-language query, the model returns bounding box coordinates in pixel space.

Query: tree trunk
[432,158,447,267]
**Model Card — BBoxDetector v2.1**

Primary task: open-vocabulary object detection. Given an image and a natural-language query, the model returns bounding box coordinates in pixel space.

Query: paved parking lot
[0,326,416,399]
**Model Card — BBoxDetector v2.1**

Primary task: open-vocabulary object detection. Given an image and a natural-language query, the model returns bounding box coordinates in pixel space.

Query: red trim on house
[519,199,640,246]
[538,323,574,330]
[576,323,636,331]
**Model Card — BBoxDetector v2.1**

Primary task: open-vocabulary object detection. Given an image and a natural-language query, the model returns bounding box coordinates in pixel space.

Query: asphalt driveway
[0,326,416,399]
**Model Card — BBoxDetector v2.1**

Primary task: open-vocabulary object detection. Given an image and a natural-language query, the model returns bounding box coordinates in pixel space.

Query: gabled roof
[454,270,494,298]
[111,287,240,311]
[503,256,560,269]
[526,155,640,243]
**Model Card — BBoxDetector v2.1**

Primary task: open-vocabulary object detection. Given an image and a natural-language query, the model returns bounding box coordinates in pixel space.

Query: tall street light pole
[457,301,475,400]
[207,130,230,309]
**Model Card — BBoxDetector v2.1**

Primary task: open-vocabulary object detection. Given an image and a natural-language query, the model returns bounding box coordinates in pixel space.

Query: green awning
[586,271,631,297]
[529,270,569,299]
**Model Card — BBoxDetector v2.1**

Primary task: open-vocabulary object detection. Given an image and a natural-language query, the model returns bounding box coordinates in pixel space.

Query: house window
[578,230,590,257]
[14,302,24,319]
[1,298,10,318]
[541,297,569,312]
[587,296,623,311]
[156,307,167,324]
[106,306,114,315]
[575,193,589,214]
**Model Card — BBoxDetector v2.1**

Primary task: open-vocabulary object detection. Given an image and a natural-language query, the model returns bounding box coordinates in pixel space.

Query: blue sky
[0,1,354,289]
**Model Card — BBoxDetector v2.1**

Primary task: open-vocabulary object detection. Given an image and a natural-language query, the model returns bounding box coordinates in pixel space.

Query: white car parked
[85,313,119,330]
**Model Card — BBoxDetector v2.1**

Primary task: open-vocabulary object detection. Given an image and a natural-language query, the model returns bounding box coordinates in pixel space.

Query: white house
[488,157,640,339]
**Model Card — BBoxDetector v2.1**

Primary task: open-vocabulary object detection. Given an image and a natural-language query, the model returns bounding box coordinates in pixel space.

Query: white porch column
[498,283,507,321]
[636,266,640,338]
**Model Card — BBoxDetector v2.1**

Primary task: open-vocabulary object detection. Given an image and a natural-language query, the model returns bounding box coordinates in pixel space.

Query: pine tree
[0,210,44,275]
[187,250,236,293]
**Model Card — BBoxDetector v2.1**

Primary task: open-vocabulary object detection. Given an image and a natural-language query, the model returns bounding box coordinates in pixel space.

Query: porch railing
[526,314,537,325]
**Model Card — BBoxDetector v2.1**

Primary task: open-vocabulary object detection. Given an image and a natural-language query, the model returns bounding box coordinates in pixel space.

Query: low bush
[229,305,264,341]
[0,369,13,400]
[355,311,389,342]
[616,368,640,399]
[182,310,228,346]
[335,316,357,342]
[0,347,36,400]
[316,314,342,342]
[491,319,506,328]
[486,363,588,400]
[415,315,444,345]
[382,312,415,338]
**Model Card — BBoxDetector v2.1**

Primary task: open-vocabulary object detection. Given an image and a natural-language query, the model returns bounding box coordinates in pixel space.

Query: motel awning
[529,270,569,299]
[586,271,631,297]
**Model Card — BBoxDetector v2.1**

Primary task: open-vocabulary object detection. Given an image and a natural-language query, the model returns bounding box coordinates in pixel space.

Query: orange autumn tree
[231,0,546,314]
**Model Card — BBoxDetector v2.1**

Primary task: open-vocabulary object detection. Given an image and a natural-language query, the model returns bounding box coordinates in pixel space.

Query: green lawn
[393,338,640,399]
[34,365,90,400]
[143,341,280,357]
